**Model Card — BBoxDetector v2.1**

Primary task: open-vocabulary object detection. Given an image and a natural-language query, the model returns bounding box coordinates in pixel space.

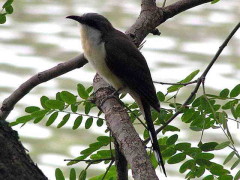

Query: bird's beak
[66,15,84,23]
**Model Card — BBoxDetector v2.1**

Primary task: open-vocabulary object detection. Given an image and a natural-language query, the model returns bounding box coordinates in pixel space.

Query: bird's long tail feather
[141,99,167,177]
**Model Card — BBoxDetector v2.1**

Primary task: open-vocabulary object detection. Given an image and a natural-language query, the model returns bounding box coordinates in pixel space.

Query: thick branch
[93,74,158,180]
[113,138,128,180]
[0,120,47,180]
[126,0,211,45]
[0,54,87,120]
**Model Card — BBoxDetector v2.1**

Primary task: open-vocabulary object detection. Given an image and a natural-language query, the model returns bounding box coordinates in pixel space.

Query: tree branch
[113,138,128,180]
[93,74,158,180]
[0,120,48,179]
[0,54,88,120]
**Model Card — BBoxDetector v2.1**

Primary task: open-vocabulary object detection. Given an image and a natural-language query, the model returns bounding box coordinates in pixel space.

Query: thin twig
[144,22,240,144]
[153,80,198,86]
[162,0,167,7]
[102,160,114,180]
[64,158,112,162]
[125,105,148,129]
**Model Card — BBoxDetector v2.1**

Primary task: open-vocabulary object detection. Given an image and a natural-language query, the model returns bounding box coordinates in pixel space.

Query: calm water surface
[0,0,240,179]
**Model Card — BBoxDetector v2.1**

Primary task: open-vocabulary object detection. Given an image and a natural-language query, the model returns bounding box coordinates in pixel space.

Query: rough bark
[114,138,128,180]
[93,74,158,180]
[0,120,47,180]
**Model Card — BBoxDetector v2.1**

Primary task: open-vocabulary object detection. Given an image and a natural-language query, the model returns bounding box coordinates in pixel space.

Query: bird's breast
[80,25,124,90]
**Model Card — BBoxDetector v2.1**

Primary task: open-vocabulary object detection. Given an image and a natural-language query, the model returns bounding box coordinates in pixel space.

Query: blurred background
[0,0,239,179]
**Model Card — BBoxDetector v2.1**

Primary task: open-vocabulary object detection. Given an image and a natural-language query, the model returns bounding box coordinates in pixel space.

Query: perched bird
[67,13,166,176]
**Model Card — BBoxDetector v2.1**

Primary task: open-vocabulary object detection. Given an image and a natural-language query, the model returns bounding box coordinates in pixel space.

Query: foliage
[11,69,240,179]
[0,0,14,24]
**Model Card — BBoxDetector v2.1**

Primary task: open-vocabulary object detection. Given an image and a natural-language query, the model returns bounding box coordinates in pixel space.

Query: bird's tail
[141,98,167,177]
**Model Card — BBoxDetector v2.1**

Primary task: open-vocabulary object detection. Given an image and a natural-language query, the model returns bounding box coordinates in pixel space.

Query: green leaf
[9,121,19,126]
[167,85,183,93]
[203,175,214,180]
[166,134,178,145]
[60,91,76,105]
[196,159,212,167]
[184,147,202,158]
[45,100,65,110]
[25,106,40,113]
[55,168,65,180]
[179,159,195,173]
[181,69,200,83]
[162,147,176,157]
[157,91,165,102]
[40,96,49,109]
[224,151,235,165]
[96,150,113,158]
[57,113,70,128]
[195,153,214,160]
[86,86,93,94]
[97,136,111,143]
[162,125,180,134]
[231,105,238,119]
[16,115,33,123]
[231,159,240,170]
[215,141,231,150]
[200,142,218,152]
[181,109,195,123]
[85,117,93,129]
[211,0,220,3]
[89,142,103,149]
[72,116,82,130]
[0,14,6,24]
[69,168,76,180]
[84,102,92,114]
[175,143,191,151]
[31,109,48,118]
[236,104,240,118]
[220,88,230,98]
[33,115,45,124]
[96,118,104,127]
[67,155,88,165]
[168,153,186,164]
[77,84,89,99]
[210,163,229,176]
[56,92,63,101]
[196,166,205,177]
[71,104,78,113]
[5,5,13,14]
[46,112,58,126]
[230,84,240,97]
[235,170,240,180]
[79,170,86,180]
[2,0,14,8]
[219,175,233,180]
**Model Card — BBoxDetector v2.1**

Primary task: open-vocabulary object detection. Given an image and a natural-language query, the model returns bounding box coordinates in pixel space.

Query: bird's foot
[100,88,122,107]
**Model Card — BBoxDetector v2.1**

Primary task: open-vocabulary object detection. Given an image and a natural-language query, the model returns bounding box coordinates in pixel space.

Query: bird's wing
[104,32,160,111]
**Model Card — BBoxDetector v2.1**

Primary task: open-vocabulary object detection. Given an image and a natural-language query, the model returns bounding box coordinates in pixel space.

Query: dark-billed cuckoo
[67,13,166,176]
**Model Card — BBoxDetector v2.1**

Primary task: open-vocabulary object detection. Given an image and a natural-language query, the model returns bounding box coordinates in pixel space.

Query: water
[0,0,240,179]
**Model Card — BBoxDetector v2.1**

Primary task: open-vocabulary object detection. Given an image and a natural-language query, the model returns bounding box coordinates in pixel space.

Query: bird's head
[66,13,114,34]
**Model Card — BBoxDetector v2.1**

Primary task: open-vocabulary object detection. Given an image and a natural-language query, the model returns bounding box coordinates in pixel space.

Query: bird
[67,13,166,176]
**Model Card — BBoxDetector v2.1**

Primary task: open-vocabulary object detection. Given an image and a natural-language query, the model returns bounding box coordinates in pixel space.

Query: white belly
[80,25,124,90]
